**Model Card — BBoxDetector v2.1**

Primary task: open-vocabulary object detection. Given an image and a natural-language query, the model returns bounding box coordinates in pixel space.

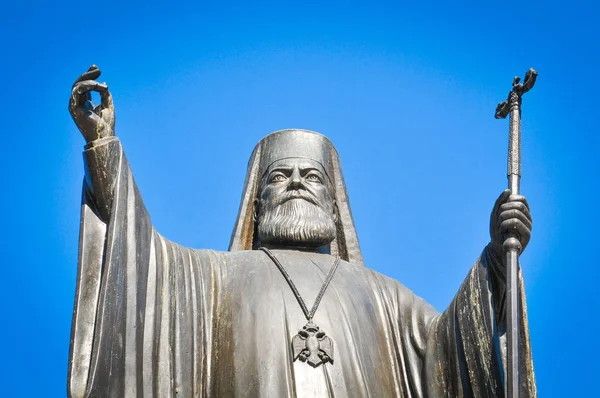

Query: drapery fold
[424,249,536,397]
[68,137,536,397]
[69,139,221,398]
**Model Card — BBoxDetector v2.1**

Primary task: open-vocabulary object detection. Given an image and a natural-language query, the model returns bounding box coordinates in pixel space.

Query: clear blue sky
[1,1,597,396]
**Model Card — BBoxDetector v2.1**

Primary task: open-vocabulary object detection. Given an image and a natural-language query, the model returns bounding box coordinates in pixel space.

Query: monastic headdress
[229,129,364,266]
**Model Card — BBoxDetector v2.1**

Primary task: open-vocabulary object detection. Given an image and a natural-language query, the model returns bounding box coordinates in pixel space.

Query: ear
[332,199,339,224]
[253,197,260,222]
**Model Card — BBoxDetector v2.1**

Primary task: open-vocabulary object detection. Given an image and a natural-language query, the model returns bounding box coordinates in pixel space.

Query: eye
[270,173,287,183]
[305,174,322,183]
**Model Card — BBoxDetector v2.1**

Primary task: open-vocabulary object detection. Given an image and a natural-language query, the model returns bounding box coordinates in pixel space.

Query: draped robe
[68,137,536,397]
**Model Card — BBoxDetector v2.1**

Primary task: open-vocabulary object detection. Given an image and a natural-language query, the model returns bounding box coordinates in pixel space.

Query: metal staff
[495,68,538,398]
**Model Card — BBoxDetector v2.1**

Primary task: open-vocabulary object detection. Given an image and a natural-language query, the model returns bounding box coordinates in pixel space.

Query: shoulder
[191,248,269,270]
[354,265,411,294]
[358,265,440,317]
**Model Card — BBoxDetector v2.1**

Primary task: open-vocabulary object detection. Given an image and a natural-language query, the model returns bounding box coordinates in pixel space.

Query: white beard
[257,198,337,247]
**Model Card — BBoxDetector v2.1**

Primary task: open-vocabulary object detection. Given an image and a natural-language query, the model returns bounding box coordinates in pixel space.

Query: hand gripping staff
[495,68,538,398]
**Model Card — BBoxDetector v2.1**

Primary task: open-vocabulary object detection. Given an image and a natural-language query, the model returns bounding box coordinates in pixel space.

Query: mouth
[279,192,318,206]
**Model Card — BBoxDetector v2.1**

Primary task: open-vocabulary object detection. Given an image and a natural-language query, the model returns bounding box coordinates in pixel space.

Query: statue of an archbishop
[67,65,537,397]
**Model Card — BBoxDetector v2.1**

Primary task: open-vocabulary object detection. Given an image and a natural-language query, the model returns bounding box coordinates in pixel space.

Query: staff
[495,68,538,398]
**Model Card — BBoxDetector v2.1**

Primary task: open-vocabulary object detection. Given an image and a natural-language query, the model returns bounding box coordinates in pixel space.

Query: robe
[68,137,537,397]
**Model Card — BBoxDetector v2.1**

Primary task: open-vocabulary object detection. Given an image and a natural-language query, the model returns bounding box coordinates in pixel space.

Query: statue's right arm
[69,65,119,222]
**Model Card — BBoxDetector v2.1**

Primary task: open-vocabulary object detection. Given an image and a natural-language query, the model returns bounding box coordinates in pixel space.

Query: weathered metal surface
[67,65,537,397]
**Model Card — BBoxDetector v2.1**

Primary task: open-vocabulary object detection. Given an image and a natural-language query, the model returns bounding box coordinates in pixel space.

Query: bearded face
[256,159,337,248]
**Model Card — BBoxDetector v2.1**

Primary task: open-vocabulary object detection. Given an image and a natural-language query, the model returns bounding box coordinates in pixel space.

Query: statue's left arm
[422,191,537,397]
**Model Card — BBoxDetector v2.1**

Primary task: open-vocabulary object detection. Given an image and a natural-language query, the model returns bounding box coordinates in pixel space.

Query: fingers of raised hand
[70,81,109,113]
[98,87,114,110]
[73,80,108,95]
[73,65,101,87]
[70,65,105,110]
[69,65,116,142]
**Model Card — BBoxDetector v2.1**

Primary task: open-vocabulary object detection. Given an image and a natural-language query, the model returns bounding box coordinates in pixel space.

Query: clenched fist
[489,189,532,263]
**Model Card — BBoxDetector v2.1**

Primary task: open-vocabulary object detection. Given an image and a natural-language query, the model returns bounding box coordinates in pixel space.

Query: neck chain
[259,247,340,367]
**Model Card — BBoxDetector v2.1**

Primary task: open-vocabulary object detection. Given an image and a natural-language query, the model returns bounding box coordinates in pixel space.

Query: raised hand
[489,189,533,263]
[69,65,115,143]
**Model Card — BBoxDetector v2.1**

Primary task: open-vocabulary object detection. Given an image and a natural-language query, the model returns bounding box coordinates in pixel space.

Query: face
[256,158,337,248]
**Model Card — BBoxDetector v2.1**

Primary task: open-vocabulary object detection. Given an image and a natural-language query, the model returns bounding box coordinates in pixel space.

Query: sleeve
[81,137,122,223]
[423,246,537,397]
[68,138,221,398]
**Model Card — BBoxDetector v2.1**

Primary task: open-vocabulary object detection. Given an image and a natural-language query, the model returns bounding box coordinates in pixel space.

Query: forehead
[266,158,326,174]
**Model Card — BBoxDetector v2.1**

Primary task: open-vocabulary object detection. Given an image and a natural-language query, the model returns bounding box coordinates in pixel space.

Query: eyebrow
[269,166,324,175]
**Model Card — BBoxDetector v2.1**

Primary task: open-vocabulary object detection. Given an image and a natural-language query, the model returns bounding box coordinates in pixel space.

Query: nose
[288,167,303,190]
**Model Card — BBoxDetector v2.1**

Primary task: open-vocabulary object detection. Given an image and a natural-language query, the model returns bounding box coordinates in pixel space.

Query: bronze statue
[67,65,537,397]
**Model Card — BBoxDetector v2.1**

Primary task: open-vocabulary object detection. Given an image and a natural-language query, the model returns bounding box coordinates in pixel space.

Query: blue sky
[1,1,598,396]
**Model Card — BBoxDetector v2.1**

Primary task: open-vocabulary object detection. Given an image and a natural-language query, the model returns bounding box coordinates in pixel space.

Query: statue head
[256,157,338,249]
[229,129,364,265]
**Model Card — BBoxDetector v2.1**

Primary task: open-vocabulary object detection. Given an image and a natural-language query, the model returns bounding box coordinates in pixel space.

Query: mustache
[275,189,319,206]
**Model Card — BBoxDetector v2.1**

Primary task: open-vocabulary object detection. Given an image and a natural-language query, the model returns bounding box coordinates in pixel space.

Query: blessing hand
[489,189,532,263]
[69,65,115,143]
